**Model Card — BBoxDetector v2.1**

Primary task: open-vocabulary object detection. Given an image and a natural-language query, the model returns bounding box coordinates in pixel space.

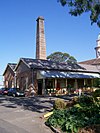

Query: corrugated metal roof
[39,70,100,79]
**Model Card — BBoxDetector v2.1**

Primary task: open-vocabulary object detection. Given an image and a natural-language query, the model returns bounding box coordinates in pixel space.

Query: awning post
[74,79,78,89]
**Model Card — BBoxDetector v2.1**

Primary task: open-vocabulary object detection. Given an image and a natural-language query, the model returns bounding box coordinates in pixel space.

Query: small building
[14,58,99,95]
[3,63,17,88]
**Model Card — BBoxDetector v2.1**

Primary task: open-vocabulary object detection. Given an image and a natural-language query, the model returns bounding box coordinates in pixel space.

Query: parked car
[0,88,8,95]
[0,88,3,95]
[2,88,8,95]
[8,88,25,97]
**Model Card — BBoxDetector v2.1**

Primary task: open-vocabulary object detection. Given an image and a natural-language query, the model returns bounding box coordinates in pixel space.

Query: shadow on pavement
[1,96,54,113]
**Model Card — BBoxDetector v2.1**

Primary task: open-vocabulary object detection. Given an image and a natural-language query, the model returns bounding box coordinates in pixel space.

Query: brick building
[3,63,17,88]
[3,16,100,95]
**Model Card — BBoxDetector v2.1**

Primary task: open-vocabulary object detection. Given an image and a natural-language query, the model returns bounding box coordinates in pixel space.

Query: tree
[58,0,100,27]
[47,51,77,63]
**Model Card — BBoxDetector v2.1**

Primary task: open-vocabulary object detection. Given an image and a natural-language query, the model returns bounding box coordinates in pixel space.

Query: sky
[0,0,100,84]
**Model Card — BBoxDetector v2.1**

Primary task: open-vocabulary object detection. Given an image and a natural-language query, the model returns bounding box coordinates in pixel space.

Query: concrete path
[0,96,54,133]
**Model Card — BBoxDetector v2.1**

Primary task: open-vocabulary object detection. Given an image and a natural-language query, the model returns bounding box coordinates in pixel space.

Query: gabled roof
[15,57,85,72]
[8,63,17,70]
[79,58,100,65]
[78,64,100,73]
[3,63,17,75]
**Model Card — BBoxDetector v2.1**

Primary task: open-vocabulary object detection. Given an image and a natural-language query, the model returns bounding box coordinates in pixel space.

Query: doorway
[38,80,43,95]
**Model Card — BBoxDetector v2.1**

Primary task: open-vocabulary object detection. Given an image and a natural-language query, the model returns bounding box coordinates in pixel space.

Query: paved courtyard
[0,95,56,133]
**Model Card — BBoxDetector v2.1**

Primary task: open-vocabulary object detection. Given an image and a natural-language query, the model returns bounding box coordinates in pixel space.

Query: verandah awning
[38,70,100,79]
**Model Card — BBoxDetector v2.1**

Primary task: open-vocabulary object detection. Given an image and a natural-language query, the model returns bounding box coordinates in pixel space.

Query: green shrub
[72,96,79,102]
[92,89,100,101]
[46,109,66,127]
[93,78,100,88]
[46,95,100,133]
[53,99,66,110]
[78,95,95,107]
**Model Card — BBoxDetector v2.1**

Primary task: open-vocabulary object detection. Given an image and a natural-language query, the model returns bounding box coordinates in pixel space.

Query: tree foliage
[58,0,100,27]
[47,51,77,63]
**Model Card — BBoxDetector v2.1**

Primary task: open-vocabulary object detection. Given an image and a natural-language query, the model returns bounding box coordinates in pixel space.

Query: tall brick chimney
[36,16,46,60]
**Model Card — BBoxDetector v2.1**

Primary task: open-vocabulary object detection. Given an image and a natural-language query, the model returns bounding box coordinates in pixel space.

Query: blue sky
[0,0,100,83]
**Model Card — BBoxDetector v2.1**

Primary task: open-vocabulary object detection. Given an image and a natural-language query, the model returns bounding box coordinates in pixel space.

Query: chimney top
[36,16,44,21]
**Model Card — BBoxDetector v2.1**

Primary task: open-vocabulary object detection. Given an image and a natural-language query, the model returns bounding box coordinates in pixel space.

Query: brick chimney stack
[36,16,46,60]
